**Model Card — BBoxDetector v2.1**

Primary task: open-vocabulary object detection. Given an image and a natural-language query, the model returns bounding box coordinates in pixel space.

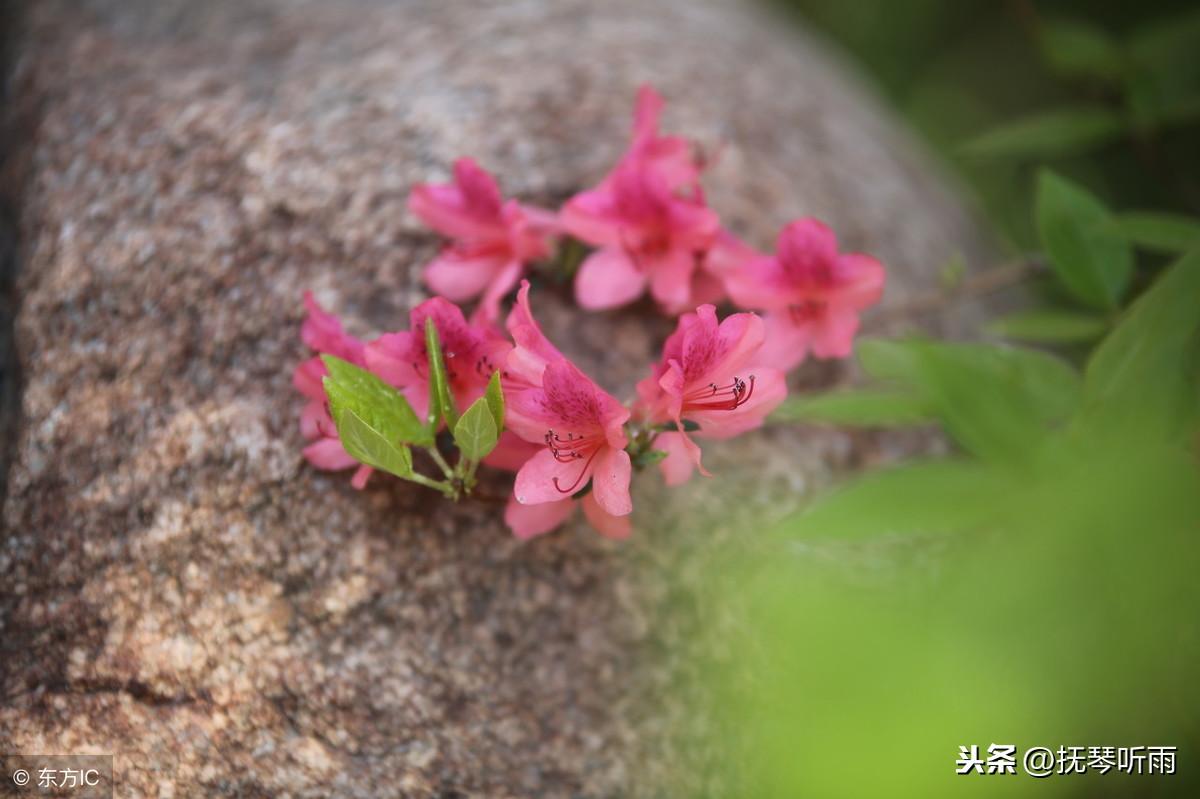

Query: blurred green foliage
[769,0,1200,247]
[698,3,1200,795]
[712,252,1199,797]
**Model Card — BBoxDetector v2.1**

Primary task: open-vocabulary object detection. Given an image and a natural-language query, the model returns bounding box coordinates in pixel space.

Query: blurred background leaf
[1035,169,1132,309]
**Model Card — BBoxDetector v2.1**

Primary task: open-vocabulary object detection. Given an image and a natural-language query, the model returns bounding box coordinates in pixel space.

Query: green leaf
[1125,9,1200,128]
[962,107,1123,160]
[857,339,926,383]
[1109,212,1200,254]
[424,318,458,428]
[987,309,1111,343]
[1035,169,1134,310]
[453,397,499,461]
[321,355,431,447]
[1038,18,1124,81]
[1081,250,1200,439]
[332,407,414,479]
[483,371,505,435]
[772,390,933,427]
[785,460,1006,540]
[855,339,1082,466]
[634,449,669,468]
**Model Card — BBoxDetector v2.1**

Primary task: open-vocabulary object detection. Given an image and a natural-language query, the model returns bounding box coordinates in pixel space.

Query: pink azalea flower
[364,296,511,421]
[500,282,633,538]
[561,86,724,314]
[563,158,721,313]
[293,292,374,489]
[723,218,885,370]
[636,304,787,486]
[484,431,631,540]
[409,158,557,322]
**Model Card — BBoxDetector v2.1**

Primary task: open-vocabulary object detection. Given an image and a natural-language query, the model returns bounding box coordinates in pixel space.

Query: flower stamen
[544,429,604,494]
[681,375,756,412]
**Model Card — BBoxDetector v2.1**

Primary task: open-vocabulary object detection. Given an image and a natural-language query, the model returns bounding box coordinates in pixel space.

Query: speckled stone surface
[0,0,991,796]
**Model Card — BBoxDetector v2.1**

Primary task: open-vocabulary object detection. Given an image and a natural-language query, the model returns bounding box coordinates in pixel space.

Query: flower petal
[723,255,795,311]
[574,248,648,310]
[831,253,886,310]
[581,491,632,540]
[506,280,565,369]
[810,311,861,360]
[777,217,839,276]
[756,312,814,373]
[303,437,359,471]
[655,431,699,486]
[679,306,765,382]
[647,248,697,313]
[475,259,524,323]
[483,430,544,472]
[407,157,504,241]
[364,332,418,389]
[704,230,762,278]
[423,250,505,303]
[514,447,590,505]
[300,399,330,440]
[350,465,373,490]
[301,292,365,363]
[505,495,575,539]
[293,357,328,401]
[560,189,623,248]
[590,446,633,516]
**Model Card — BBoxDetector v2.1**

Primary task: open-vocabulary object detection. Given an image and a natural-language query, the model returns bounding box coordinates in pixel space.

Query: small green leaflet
[321,355,431,447]
[1035,169,1133,310]
[453,397,499,461]
[333,407,414,479]
[484,371,505,434]
[424,318,458,428]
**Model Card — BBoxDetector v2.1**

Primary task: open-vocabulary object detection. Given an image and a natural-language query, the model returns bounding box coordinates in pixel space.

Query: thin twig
[863,259,1040,332]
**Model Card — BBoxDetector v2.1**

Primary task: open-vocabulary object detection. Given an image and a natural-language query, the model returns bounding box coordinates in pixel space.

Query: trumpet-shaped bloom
[723,218,885,370]
[409,158,557,322]
[636,304,786,485]
[293,292,374,489]
[563,159,720,313]
[364,296,511,421]
[486,431,631,540]
[561,85,724,314]
[501,282,633,535]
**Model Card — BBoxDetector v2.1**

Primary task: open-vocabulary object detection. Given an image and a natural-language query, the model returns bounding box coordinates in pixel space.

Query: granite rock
[1,0,991,795]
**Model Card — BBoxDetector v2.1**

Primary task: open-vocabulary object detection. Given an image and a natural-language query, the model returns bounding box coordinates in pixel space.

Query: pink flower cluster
[295,85,885,539]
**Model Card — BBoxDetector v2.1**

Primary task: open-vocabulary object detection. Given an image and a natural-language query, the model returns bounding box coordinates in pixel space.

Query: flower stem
[405,470,457,499]
[426,446,455,480]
